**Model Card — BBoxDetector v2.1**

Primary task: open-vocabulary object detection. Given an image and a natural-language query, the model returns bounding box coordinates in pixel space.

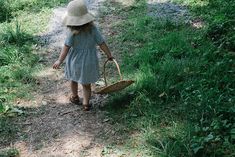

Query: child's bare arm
[53,45,70,69]
[99,42,114,60]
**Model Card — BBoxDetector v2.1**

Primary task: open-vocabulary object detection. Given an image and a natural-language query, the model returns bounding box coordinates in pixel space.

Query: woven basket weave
[95,59,134,94]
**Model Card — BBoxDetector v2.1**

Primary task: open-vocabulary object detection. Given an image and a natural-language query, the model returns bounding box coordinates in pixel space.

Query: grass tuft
[102,0,235,156]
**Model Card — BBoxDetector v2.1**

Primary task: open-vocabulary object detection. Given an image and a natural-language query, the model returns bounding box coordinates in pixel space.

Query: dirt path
[13,1,117,157]
[147,0,203,28]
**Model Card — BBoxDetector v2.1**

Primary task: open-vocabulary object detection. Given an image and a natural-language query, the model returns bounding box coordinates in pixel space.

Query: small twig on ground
[58,108,80,116]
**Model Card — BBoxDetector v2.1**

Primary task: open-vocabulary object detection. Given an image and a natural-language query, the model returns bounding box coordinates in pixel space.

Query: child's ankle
[71,94,78,98]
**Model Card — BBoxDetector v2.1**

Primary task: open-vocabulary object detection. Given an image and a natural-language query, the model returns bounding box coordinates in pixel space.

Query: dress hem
[64,77,98,85]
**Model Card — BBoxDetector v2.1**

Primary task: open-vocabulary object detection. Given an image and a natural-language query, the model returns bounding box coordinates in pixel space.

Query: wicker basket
[95,59,134,94]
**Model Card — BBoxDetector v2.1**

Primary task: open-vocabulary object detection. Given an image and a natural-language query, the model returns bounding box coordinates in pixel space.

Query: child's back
[65,25,104,49]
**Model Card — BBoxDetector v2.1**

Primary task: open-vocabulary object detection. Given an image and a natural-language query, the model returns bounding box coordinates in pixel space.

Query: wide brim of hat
[62,12,95,26]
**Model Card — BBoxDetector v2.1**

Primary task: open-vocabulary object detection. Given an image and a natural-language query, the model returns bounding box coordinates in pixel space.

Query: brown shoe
[83,104,91,111]
[69,95,81,105]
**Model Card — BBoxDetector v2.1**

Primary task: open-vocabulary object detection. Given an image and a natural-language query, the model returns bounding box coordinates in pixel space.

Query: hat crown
[62,0,95,26]
[67,0,88,16]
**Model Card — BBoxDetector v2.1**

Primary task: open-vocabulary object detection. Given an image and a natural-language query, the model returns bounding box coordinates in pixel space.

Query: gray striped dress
[64,26,104,84]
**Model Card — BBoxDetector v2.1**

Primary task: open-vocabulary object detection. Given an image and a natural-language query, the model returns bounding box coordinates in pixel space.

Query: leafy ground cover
[0,0,67,155]
[0,0,68,108]
[101,0,234,156]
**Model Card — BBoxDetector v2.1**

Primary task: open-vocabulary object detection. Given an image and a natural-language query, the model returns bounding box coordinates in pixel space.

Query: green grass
[101,0,235,156]
[171,0,235,52]
[0,148,19,157]
[0,0,68,109]
[0,0,68,152]
[0,0,68,22]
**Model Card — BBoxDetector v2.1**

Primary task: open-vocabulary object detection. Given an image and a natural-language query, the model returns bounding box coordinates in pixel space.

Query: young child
[53,0,113,111]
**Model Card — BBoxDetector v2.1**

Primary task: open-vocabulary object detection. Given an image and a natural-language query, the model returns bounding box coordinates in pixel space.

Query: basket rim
[95,59,134,94]
[95,80,134,94]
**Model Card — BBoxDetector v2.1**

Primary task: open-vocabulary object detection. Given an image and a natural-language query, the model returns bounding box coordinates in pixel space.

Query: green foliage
[0,1,67,150]
[0,22,36,66]
[0,0,67,114]
[0,0,11,22]
[146,136,191,156]
[0,22,38,108]
[0,148,19,157]
[103,0,235,156]
[205,0,235,51]
[190,107,235,156]
[0,21,33,45]
[172,0,235,51]
[0,0,68,22]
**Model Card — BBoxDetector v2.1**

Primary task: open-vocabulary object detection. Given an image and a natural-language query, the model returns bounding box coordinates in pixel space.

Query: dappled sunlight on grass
[113,0,135,6]
[16,9,53,34]
[0,0,67,111]
[171,0,209,7]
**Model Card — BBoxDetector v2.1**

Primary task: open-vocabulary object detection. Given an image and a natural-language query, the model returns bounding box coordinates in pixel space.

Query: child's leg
[71,81,78,97]
[82,84,91,106]
[69,81,81,105]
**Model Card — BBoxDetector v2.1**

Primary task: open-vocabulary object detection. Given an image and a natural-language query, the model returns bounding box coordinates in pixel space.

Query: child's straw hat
[62,0,95,26]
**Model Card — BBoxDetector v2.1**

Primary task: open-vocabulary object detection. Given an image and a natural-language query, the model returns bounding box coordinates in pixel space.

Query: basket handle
[103,59,123,86]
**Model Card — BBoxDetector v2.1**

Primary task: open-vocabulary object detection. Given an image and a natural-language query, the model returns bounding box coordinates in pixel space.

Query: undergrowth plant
[0,0,68,22]
[0,0,68,111]
[102,0,235,156]
[0,0,68,153]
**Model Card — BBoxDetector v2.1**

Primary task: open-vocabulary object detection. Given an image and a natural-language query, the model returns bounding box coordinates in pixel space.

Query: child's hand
[53,60,62,69]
